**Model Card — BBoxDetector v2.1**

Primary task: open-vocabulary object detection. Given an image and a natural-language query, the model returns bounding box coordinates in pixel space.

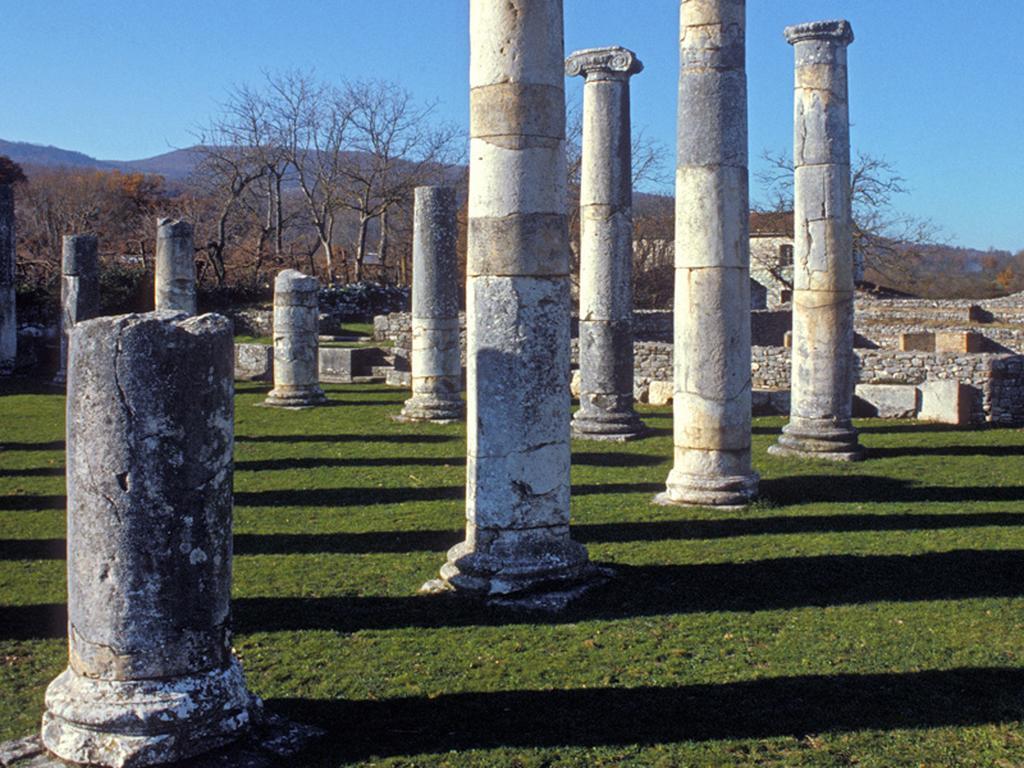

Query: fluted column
[397,186,464,423]
[770,20,863,461]
[423,0,593,604]
[566,46,646,441]
[658,0,758,507]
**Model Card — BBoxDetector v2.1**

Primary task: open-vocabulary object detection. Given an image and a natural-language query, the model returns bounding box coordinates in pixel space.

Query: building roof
[750,211,794,237]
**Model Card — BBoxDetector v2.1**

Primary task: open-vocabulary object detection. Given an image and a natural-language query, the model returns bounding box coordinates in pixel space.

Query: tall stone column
[566,46,646,441]
[658,0,759,507]
[264,269,326,408]
[154,218,196,315]
[0,183,15,376]
[770,20,863,461]
[42,312,258,767]
[54,235,101,385]
[396,186,464,423]
[423,0,593,604]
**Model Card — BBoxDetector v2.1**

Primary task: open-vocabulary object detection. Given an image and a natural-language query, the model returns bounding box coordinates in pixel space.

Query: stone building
[749,211,795,308]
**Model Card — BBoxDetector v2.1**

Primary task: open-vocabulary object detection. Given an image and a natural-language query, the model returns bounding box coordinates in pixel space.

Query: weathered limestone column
[0,183,15,376]
[154,218,196,315]
[396,186,464,423]
[770,20,863,461]
[566,46,646,441]
[424,0,593,603]
[658,0,759,506]
[42,312,258,767]
[263,269,326,408]
[54,235,100,385]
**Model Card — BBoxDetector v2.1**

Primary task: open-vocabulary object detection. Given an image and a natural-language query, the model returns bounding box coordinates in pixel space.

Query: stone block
[385,368,411,388]
[648,379,673,406]
[900,332,935,352]
[234,343,272,381]
[918,379,971,425]
[752,388,790,416]
[935,331,984,353]
[570,369,581,398]
[854,383,920,418]
[319,346,386,383]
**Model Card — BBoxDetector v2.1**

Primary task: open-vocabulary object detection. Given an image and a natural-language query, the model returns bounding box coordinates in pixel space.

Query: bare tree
[754,148,940,285]
[265,70,356,283]
[338,79,461,282]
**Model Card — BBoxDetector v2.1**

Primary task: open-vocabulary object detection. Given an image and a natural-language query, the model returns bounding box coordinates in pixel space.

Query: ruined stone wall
[373,309,1024,427]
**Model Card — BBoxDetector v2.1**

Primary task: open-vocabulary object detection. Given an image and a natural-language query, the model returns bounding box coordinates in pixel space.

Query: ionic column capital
[565,46,643,80]
[785,20,854,47]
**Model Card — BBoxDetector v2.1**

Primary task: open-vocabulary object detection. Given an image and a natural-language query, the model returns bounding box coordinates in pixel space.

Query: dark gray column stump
[770,20,864,461]
[0,183,15,375]
[154,218,196,315]
[396,186,464,423]
[54,235,101,385]
[566,46,646,441]
[41,311,259,767]
[263,270,326,408]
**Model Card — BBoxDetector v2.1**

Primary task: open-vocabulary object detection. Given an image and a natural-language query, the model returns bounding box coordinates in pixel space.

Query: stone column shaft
[567,46,646,441]
[0,184,15,375]
[264,269,326,408]
[770,20,863,461]
[424,0,592,603]
[155,218,196,315]
[54,235,101,385]
[397,186,464,423]
[42,311,257,767]
[659,0,758,506]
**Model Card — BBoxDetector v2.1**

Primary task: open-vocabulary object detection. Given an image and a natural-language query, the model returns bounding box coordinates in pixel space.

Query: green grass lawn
[2,379,1024,766]
[236,321,386,348]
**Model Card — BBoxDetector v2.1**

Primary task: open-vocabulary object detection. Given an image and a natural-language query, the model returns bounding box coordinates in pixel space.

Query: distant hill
[0,139,200,181]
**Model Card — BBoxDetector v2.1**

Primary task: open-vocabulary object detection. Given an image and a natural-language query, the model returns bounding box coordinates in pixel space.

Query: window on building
[778,244,794,266]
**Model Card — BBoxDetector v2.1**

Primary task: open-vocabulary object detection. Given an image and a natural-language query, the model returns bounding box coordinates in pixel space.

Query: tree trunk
[354,215,370,283]
[378,207,389,282]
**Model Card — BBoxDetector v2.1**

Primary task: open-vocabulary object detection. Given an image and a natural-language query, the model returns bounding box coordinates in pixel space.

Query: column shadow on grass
[7,509,1023,561]
[235,434,455,445]
[270,666,1024,762]
[6,548,1024,640]
[759,475,1024,505]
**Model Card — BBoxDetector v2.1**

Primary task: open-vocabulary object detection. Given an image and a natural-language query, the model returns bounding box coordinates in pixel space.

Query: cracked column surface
[658,0,759,507]
[397,186,464,423]
[54,235,100,386]
[264,269,326,408]
[770,20,863,461]
[154,218,196,315]
[0,183,15,375]
[566,46,646,441]
[423,0,594,604]
[42,311,259,767]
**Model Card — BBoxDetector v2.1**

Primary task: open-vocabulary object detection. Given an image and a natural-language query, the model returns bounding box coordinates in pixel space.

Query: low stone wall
[372,309,1024,426]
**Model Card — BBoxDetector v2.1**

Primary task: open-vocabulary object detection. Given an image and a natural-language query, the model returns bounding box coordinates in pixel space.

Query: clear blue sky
[1,1,1021,251]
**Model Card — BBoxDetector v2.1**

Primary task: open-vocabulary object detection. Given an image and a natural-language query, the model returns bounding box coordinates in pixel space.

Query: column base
[571,409,647,441]
[420,538,603,612]
[41,659,259,768]
[656,469,760,508]
[768,418,865,462]
[394,395,464,424]
[261,386,327,409]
